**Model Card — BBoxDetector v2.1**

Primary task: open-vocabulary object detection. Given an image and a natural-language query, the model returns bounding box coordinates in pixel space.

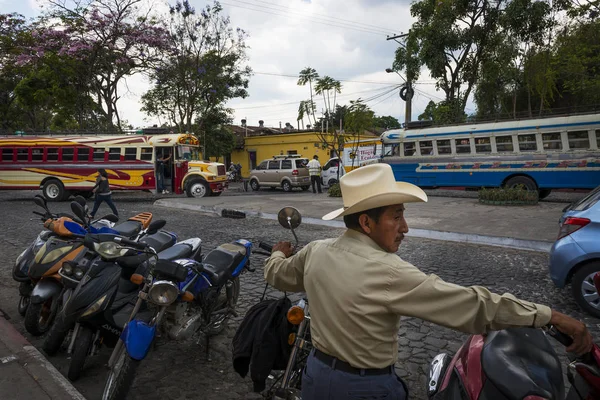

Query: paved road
[0,190,598,400]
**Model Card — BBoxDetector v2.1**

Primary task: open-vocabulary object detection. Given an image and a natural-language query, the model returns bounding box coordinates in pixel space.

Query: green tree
[372,115,401,129]
[418,100,466,125]
[297,67,319,126]
[195,106,236,161]
[345,100,374,169]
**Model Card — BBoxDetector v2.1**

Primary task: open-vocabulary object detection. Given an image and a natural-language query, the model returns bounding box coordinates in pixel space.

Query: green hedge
[478,185,539,205]
[328,183,342,197]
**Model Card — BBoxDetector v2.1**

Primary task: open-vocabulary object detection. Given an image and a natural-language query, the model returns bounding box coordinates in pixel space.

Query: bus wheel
[186,179,210,198]
[505,176,537,192]
[539,189,552,200]
[42,180,65,202]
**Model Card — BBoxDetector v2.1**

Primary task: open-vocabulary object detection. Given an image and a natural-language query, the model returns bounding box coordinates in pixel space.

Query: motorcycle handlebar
[114,237,148,251]
[32,211,46,217]
[258,241,273,253]
[546,325,574,347]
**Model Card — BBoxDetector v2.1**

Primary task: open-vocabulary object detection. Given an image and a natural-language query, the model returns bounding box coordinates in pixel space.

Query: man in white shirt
[307,155,322,194]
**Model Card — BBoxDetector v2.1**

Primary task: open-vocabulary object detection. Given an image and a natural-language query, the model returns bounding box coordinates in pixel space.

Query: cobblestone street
[0,190,598,400]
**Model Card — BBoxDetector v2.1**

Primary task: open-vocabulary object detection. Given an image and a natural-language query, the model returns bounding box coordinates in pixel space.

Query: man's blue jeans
[301,349,408,400]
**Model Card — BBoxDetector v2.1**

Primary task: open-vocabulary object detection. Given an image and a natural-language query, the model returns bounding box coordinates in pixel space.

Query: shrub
[328,183,342,197]
[479,185,539,204]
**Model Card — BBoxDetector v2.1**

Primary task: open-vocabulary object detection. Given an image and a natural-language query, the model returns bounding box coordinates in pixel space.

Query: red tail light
[292,169,298,176]
[557,217,590,240]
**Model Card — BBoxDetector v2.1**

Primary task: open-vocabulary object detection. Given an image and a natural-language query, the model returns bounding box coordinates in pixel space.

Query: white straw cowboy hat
[322,164,428,221]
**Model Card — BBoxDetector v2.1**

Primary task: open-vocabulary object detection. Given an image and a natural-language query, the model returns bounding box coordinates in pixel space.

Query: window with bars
[2,148,14,161]
[32,148,43,161]
[124,148,137,161]
[496,136,513,152]
[93,148,105,161]
[475,138,491,153]
[542,132,562,150]
[420,141,433,156]
[568,131,590,150]
[77,147,90,162]
[141,147,153,161]
[455,138,471,154]
[437,140,451,155]
[17,148,29,162]
[47,148,58,161]
[518,134,537,151]
[108,148,121,161]
[62,148,74,161]
[403,142,416,156]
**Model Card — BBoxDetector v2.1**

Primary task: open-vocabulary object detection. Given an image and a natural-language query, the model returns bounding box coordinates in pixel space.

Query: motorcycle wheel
[102,341,140,400]
[43,312,70,356]
[18,296,30,316]
[206,277,240,336]
[24,300,55,336]
[67,326,93,381]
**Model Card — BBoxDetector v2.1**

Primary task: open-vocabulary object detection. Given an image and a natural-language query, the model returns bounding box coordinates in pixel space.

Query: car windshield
[570,186,600,211]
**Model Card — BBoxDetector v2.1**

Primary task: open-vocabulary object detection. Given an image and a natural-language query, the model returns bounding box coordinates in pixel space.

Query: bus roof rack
[273,154,302,159]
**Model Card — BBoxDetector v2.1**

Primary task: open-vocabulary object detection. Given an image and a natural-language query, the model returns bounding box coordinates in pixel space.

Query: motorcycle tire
[24,301,54,336]
[102,341,140,400]
[67,326,93,381]
[43,312,70,356]
[18,295,29,317]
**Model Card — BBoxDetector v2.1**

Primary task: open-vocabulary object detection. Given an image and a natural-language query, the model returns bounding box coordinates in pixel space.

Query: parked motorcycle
[100,232,254,399]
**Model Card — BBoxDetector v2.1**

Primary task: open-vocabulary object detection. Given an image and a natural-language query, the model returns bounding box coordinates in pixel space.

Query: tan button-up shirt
[264,229,552,369]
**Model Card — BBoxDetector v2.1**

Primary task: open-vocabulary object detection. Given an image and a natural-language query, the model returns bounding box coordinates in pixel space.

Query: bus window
[17,148,29,162]
[77,147,90,162]
[475,138,491,153]
[596,130,600,146]
[1,148,13,162]
[437,140,451,155]
[496,136,513,152]
[141,147,153,161]
[455,138,471,154]
[93,148,105,161]
[32,148,43,162]
[62,148,74,161]
[518,134,537,151]
[403,142,416,156]
[108,148,121,161]
[568,131,590,149]
[124,148,137,161]
[47,148,58,161]
[420,141,433,156]
[542,132,562,150]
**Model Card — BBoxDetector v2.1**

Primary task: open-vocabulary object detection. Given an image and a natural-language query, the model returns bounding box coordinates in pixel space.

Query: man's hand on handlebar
[272,241,293,258]
[550,310,593,355]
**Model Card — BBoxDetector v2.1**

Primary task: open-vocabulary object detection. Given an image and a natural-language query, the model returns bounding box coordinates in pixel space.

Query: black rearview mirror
[74,195,86,207]
[33,196,47,210]
[70,202,87,224]
[278,207,302,230]
[147,220,166,235]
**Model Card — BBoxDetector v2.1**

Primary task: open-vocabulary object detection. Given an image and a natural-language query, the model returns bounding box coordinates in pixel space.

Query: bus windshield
[177,145,199,161]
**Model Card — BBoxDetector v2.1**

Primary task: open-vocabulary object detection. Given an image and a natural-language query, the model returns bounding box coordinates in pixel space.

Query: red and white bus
[0,133,228,200]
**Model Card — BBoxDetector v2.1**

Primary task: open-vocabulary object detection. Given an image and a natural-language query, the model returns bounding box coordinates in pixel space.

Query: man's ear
[358,214,372,234]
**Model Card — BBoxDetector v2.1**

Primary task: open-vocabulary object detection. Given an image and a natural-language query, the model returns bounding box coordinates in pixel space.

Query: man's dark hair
[343,206,387,229]
[313,155,318,159]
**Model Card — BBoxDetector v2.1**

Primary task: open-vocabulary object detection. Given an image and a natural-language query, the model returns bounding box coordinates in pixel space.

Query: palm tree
[297,67,319,123]
[314,76,342,131]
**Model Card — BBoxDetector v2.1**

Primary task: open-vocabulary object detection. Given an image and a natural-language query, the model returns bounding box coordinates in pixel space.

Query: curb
[0,311,86,400]
[154,199,552,253]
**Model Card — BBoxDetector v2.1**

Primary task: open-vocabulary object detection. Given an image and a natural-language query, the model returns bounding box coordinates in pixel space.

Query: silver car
[249,156,311,192]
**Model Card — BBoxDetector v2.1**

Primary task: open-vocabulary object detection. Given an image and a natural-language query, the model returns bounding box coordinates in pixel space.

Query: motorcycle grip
[547,325,573,347]
[114,237,148,250]
[258,242,273,253]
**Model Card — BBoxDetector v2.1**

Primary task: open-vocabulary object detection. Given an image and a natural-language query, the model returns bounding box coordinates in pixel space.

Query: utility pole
[386,33,413,127]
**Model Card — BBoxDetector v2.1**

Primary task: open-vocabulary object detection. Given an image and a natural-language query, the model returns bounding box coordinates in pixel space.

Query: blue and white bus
[380,113,600,198]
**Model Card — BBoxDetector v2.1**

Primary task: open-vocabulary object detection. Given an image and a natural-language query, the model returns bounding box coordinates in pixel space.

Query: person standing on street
[90,168,119,219]
[156,151,172,194]
[307,155,322,194]
[264,163,592,400]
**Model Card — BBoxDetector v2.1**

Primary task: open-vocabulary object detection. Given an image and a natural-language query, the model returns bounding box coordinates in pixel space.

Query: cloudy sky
[14,0,471,129]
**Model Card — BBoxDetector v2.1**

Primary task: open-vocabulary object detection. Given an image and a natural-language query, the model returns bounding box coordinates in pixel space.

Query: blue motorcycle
[100,236,254,400]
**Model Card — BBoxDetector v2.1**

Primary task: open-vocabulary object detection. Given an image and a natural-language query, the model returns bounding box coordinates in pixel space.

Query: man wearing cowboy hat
[264,163,592,400]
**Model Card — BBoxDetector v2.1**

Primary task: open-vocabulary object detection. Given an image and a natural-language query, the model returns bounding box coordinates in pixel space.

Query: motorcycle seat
[481,328,564,400]
[140,231,175,253]
[202,243,247,286]
[112,221,142,238]
[157,243,193,261]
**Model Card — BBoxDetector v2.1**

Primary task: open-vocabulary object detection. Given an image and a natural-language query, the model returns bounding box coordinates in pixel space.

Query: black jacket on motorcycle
[232,297,293,392]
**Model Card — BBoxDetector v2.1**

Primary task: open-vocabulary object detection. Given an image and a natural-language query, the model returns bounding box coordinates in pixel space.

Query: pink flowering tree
[19,0,173,130]
[141,1,251,134]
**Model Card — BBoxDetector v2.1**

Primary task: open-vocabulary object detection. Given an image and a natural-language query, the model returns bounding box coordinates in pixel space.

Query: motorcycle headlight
[81,294,107,317]
[147,280,180,306]
[93,242,129,259]
[74,267,85,279]
[62,263,74,276]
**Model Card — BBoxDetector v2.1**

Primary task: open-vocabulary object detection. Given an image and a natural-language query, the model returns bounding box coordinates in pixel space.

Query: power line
[252,71,400,85]
[224,0,397,35]
[220,1,390,36]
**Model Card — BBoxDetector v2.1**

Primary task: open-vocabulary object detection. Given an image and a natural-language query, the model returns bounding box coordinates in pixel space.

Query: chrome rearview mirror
[278,207,302,230]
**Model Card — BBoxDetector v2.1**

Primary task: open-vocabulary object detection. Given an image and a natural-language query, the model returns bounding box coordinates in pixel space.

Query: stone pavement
[155,191,569,252]
[0,309,85,400]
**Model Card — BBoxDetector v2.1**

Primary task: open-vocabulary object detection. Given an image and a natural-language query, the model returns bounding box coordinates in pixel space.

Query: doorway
[155,147,174,193]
